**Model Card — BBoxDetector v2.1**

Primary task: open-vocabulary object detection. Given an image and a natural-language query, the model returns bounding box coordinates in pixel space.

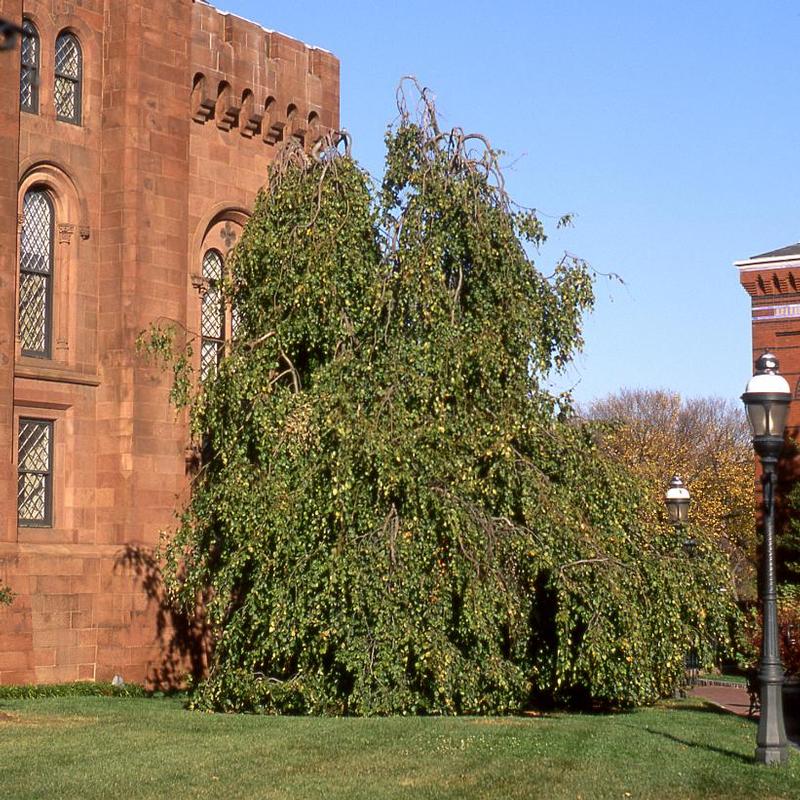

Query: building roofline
[735,254,800,270]
[198,0,334,54]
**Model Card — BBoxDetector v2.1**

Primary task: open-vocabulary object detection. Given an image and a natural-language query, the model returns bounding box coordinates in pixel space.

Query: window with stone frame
[20,19,39,113]
[17,418,54,527]
[19,188,54,358]
[54,31,82,124]
[200,249,226,380]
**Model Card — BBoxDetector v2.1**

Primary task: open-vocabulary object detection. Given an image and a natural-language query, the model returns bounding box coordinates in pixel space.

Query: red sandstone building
[738,243,800,438]
[0,0,339,685]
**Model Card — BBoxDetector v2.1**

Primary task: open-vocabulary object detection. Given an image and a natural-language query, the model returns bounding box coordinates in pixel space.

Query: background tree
[782,484,800,586]
[150,85,738,715]
[585,390,756,600]
[772,427,800,674]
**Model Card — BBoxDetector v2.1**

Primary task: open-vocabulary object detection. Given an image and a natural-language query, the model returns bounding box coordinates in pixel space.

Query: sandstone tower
[0,0,339,685]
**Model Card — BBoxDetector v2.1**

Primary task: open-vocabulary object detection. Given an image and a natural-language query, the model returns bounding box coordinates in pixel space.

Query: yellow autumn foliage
[586,389,756,599]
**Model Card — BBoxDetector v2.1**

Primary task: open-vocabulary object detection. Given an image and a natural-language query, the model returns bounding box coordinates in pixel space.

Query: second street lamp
[741,352,791,766]
[665,474,690,527]
[665,475,695,555]
[666,475,698,684]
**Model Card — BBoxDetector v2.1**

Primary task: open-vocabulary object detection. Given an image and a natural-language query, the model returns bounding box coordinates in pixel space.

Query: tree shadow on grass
[641,725,753,765]
[664,700,800,751]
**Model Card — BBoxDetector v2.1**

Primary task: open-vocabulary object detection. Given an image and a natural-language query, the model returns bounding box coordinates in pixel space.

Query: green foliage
[0,584,13,606]
[781,480,800,584]
[136,323,194,408]
[775,480,800,673]
[0,681,146,699]
[738,585,800,676]
[156,87,737,715]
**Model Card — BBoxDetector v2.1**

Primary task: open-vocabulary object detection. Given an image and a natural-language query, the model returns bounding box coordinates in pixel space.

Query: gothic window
[18,419,53,527]
[54,32,81,124]
[200,249,225,379]
[19,189,54,358]
[20,20,39,113]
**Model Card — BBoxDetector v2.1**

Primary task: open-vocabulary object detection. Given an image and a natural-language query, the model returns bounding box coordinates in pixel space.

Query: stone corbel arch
[262,96,283,145]
[240,90,262,138]
[215,81,240,131]
[191,73,215,123]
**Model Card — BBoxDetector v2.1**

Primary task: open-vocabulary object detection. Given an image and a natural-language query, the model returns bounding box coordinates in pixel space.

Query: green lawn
[0,696,798,799]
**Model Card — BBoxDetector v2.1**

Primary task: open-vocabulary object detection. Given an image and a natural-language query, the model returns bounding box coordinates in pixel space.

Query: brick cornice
[739,265,800,298]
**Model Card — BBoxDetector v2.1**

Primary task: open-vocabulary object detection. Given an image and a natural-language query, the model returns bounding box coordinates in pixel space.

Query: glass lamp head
[665,475,690,526]
[741,352,791,439]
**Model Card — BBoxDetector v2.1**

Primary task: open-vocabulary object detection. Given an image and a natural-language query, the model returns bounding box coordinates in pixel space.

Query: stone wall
[0,0,339,685]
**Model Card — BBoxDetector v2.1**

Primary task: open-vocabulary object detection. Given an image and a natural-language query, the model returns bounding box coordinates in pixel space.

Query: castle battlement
[190,2,338,146]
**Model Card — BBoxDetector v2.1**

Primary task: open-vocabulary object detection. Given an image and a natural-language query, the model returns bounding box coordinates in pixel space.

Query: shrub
[739,588,800,677]
[0,681,147,700]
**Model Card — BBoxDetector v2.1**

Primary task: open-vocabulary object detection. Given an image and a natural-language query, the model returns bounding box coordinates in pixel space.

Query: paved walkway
[688,682,754,718]
[688,681,800,748]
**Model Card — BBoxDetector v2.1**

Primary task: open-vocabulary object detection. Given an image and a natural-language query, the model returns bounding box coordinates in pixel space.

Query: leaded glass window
[231,303,241,341]
[18,419,53,527]
[20,20,39,113]
[55,32,81,124]
[19,189,53,357]
[201,249,225,380]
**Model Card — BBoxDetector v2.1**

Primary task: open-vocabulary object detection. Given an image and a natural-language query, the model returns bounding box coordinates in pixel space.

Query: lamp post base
[756,679,789,765]
[755,745,789,766]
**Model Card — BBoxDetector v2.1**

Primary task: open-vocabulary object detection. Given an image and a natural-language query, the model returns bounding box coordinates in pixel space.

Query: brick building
[737,241,800,563]
[738,243,800,438]
[0,0,339,685]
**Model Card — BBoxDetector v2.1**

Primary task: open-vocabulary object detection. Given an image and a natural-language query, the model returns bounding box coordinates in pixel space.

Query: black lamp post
[666,475,699,683]
[0,18,23,50]
[665,475,694,554]
[741,352,790,766]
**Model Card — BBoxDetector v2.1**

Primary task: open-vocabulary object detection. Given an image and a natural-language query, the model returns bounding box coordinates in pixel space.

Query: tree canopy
[586,389,756,600]
[149,85,737,714]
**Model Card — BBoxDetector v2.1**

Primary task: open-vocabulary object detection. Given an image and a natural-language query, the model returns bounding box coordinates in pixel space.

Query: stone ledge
[15,364,101,387]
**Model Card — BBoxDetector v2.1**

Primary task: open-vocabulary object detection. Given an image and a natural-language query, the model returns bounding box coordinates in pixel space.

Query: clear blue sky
[227,0,800,405]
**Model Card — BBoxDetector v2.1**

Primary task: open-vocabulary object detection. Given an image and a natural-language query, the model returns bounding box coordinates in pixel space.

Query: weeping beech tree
[152,84,736,714]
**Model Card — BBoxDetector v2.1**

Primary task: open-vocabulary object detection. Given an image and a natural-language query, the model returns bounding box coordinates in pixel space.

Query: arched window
[20,20,39,113]
[19,189,54,358]
[200,250,225,379]
[54,32,82,124]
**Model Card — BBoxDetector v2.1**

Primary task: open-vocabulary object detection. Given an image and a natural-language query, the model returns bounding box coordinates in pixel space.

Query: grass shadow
[642,725,754,765]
